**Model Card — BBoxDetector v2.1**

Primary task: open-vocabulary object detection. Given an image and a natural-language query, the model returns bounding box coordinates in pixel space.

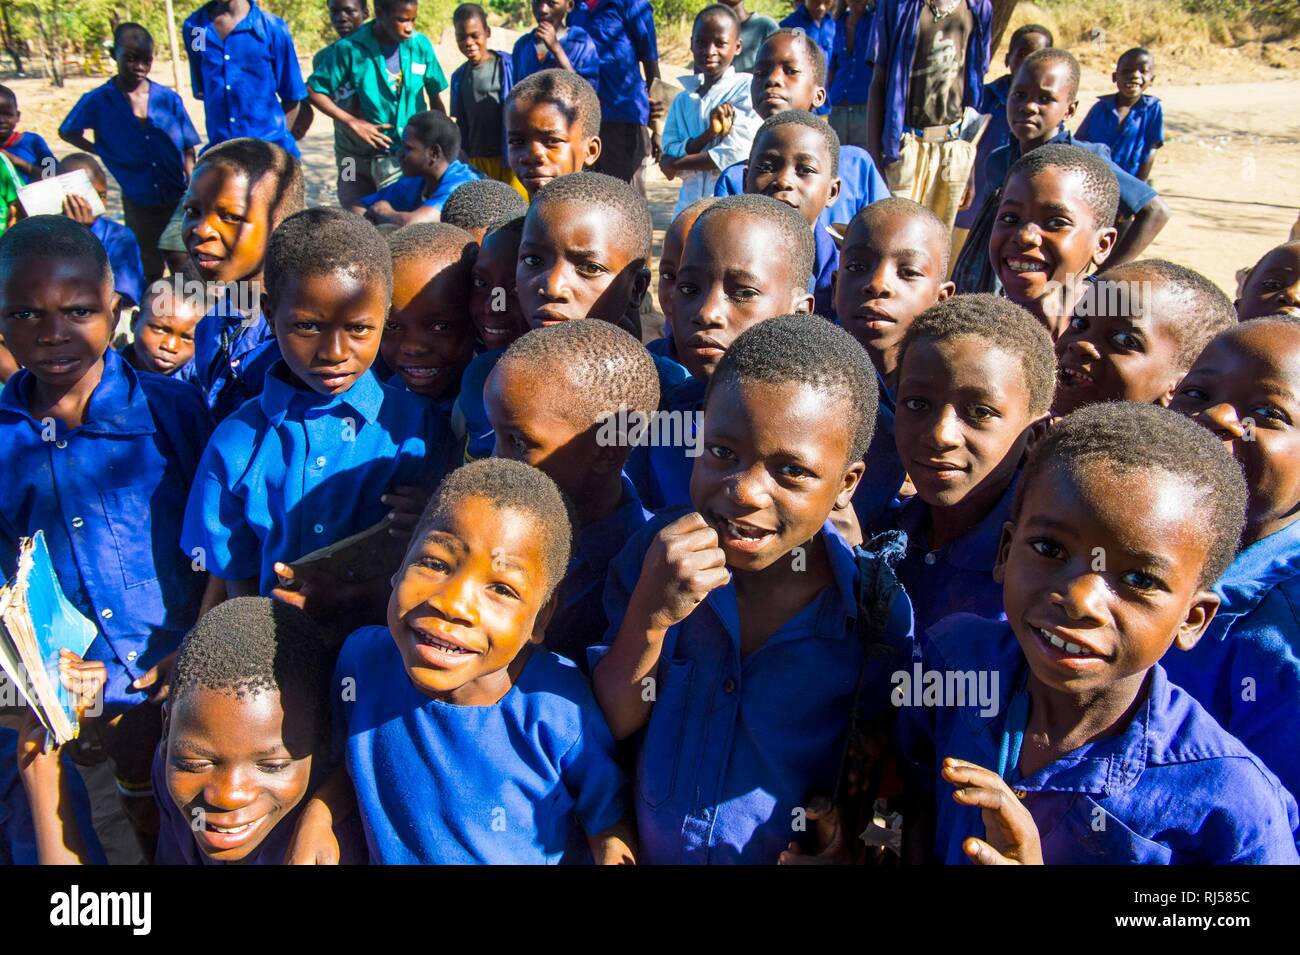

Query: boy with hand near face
[505,69,602,198]
[1166,316,1300,805]
[899,403,1299,865]
[1053,259,1237,417]
[512,0,601,92]
[181,208,444,623]
[333,458,636,863]
[352,110,483,226]
[661,5,761,216]
[1076,48,1163,183]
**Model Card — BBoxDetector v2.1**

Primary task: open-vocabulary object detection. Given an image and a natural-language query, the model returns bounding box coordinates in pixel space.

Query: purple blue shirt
[90,216,146,309]
[511,27,601,94]
[1076,93,1164,180]
[829,7,877,107]
[566,0,658,126]
[2,131,54,184]
[358,159,483,216]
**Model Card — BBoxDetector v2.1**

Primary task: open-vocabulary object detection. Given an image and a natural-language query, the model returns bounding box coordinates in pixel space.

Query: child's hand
[382,485,428,541]
[347,117,394,151]
[709,103,735,139]
[131,650,177,704]
[284,799,341,865]
[536,20,560,52]
[271,562,369,619]
[658,154,677,180]
[942,757,1044,865]
[628,512,730,633]
[58,650,106,720]
[19,652,106,789]
[648,99,666,124]
[62,193,97,226]
[778,796,852,865]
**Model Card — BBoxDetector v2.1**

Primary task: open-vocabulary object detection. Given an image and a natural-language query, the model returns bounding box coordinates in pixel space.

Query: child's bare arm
[1137,148,1159,183]
[588,816,637,864]
[286,764,357,864]
[1105,195,1170,270]
[592,513,729,739]
[942,758,1044,865]
[59,128,97,155]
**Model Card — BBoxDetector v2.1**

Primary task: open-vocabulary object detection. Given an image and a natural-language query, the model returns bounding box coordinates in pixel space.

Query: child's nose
[1057,572,1110,625]
[925,406,963,450]
[205,767,258,810]
[1068,337,1101,361]
[541,266,570,301]
[726,463,772,510]
[865,263,893,297]
[1200,402,1246,439]
[160,334,181,353]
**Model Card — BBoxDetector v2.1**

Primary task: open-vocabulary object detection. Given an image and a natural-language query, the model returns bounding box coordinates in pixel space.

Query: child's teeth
[1065,642,1085,654]
[1049,633,1065,648]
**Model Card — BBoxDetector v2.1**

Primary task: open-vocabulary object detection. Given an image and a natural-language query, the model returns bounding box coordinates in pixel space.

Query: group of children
[0,2,1298,867]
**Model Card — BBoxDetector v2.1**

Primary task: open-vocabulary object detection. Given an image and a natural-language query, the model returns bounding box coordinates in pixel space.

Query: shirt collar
[575,474,651,574]
[680,65,742,95]
[1212,518,1300,620]
[0,348,155,436]
[257,360,387,428]
[897,474,1017,572]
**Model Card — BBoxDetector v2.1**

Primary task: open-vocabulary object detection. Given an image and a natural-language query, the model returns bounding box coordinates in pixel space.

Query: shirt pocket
[101,484,163,590]
[637,656,694,810]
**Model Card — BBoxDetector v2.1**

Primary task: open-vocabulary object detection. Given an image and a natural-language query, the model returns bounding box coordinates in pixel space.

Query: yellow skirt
[466,156,529,200]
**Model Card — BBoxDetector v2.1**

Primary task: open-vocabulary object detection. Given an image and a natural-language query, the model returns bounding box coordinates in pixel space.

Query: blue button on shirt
[898,614,1300,864]
[181,361,444,595]
[182,1,308,157]
[1076,93,1164,180]
[780,6,836,116]
[511,27,602,94]
[567,0,658,126]
[358,159,483,216]
[0,349,212,706]
[335,625,629,864]
[715,144,891,228]
[59,80,201,208]
[1162,518,1300,807]
[90,216,146,309]
[829,7,876,107]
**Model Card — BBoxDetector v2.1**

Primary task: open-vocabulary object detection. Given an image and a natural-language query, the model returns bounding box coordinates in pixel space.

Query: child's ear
[825,177,842,211]
[1173,590,1220,652]
[630,266,651,311]
[790,287,815,314]
[261,290,277,338]
[583,135,602,170]
[812,86,827,110]
[1156,371,1184,407]
[160,698,171,739]
[992,521,1016,584]
[1091,226,1120,270]
[531,591,559,644]
[1064,97,1078,123]
[837,459,865,509]
[936,279,956,301]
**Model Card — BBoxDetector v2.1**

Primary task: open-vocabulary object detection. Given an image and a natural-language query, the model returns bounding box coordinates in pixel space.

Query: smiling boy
[1076,48,1163,182]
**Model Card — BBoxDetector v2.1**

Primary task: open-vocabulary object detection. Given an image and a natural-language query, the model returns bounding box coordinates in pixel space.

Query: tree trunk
[0,2,22,74]
[990,0,1021,55]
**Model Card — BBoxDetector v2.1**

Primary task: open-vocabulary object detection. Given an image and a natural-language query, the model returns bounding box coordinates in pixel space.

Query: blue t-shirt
[898,614,1300,864]
[567,0,658,125]
[983,128,1156,218]
[511,27,601,94]
[59,80,201,207]
[90,216,146,309]
[335,625,629,863]
[829,7,876,107]
[715,144,890,228]
[0,349,211,708]
[2,131,54,183]
[358,159,483,216]
[1076,93,1164,180]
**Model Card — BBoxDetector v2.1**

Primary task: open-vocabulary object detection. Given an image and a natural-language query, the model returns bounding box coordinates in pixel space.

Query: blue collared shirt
[596,514,910,863]
[0,349,211,706]
[566,0,658,126]
[780,6,836,115]
[867,0,992,166]
[335,625,629,863]
[3,131,54,183]
[59,80,201,207]
[829,7,876,107]
[852,371,906,532]
[715,144,891,227]
[898,614,1300,864]
[812,221,839,319]
[90,216,146,309]
[191,287,279,422]
[1162,518,1300,807]
[181,361,443,595]
[182,1,308,156]
[511,27,601,94]
[358,159,483,216]
[1076,93,1164,180]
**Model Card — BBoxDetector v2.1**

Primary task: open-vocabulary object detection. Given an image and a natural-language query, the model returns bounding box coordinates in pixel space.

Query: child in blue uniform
[485,320,658,669]
[57,153,147,310]
[181,208,443,621]
[1076,48,1163,182]
[899,402,1299,864]
[0,216,212,855]
[511,0,601,95]
[0,84,54,183]
[334,458,636,863]
[1167,316,1300,805]
[827,0,876,149]
[882,294,1055,641]
[1053,259,1237,416]
[352,110,483,227]
[182,138,306,422]
[593,315,912,864]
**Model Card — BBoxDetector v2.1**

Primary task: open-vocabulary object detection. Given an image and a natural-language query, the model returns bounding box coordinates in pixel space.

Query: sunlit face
[269,269,385,396]
[505,99,600,197]
[382,254,475,399]
[182,164,277,284]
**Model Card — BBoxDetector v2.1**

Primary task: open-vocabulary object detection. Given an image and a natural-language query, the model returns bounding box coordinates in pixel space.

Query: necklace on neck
[927,0,961,20]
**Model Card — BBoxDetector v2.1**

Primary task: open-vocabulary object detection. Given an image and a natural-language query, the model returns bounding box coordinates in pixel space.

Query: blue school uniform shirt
[191,288,279,422]
[851,371,906,532]
[511,27,601,94]
[547,474,653,672]
[715,144,890,228]
[335,626,629,864]
[594,513,912,863]
[180,361,443,596]
[897,614,1300,864]
[780,6,836,116]
[59,80,201,208]
[2,131,54,183]
[0,728,106,865]
[1161,518,1300,807]
[0,349,211,707]
[1076,93,1164,180]
[566,0,658,126]
[90,216,146,309]
[812,221,838,319]
[358,159,482,217]
[182,0,308,157]
[867,0,992,166]
[877,474,1014,642]
[829,7,876,107]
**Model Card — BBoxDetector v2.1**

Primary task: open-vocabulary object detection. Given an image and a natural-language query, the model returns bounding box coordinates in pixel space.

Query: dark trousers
[594,121,650,194]
[121,195,181,286]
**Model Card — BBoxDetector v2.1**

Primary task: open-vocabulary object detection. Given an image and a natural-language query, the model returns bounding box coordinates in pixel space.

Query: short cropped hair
[507,68,601,139]
[497,319,661,430]
[708,314,879,463]
[753,109,839,176]
[898,294,1057,418]
[197,137,305,226]
[696,194,815,292]
[695,3,740,30]
[406,109,461,161]
[1016,401,1247,588]
[387,221,476,270]
[849,197,952,275]
[453,2,488,27]
[1007,142,1120,229]
[112,22,153,55]
[0,85,16,108]
[265,207,393,303]
[1010,23,1054,50]
[1119,47,1154,68]
[171,597,330,742]
[418,458,575,600]
[531,171,652,261]
[762,28,827,84]
[1096,259,1238,369]
[441,179,529,235]
[1018,47,1081,100]
[0,215,110,285]
[57,152,107,189]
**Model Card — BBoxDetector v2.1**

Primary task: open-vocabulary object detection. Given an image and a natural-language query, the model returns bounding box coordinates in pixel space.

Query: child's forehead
[1009,165,1095,217]
[507,96,580,134]
[1118,51,1154,69]
[528,200,639,257]
[694,12,738,38]
[847,208,944,257]
[1252,243,1300,277]
[755,122,831,161]
[1211,322,1300,382]
[1024,458,1201,541]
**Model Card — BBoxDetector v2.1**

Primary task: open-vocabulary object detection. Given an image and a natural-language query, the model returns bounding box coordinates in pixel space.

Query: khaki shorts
[885,132,977,233]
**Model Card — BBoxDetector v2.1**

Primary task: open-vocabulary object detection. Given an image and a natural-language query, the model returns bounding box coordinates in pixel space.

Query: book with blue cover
[0,531,98,744]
